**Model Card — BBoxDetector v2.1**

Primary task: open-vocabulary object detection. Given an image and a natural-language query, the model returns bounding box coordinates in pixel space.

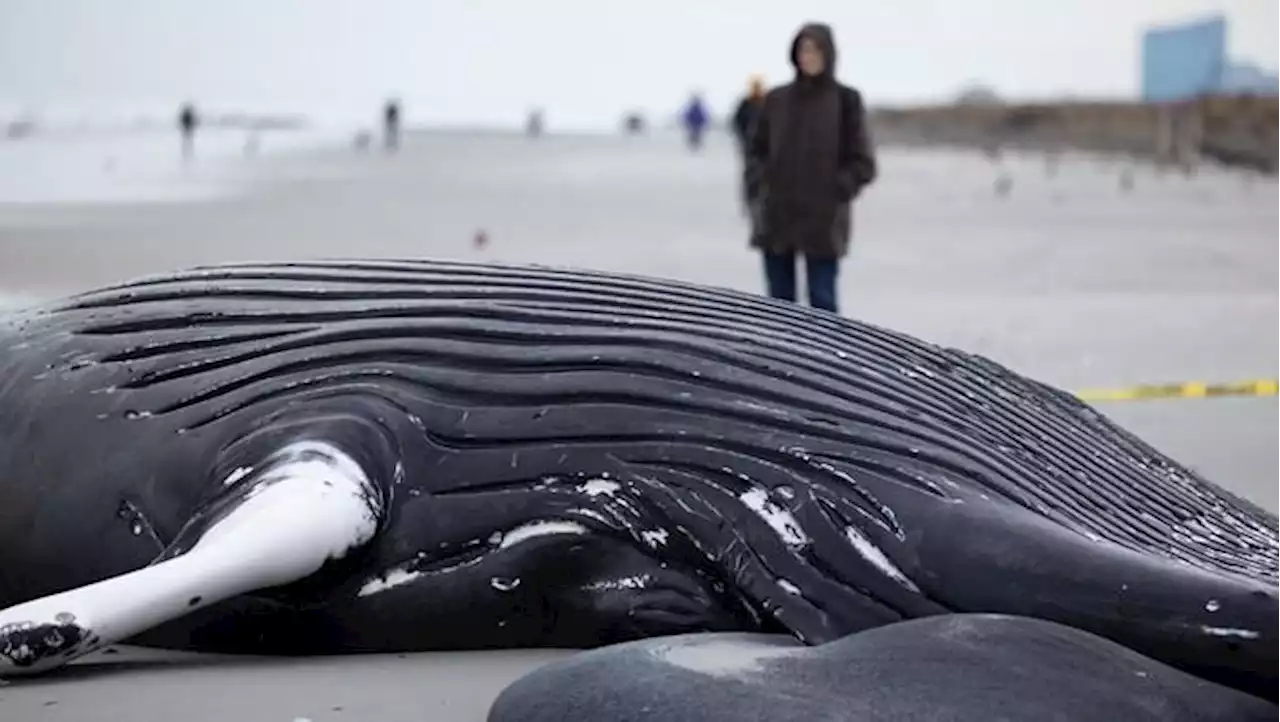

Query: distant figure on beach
[744,22,877,315]
[243,131,261,158]
[383,99,402,152]
[731,75,767,155]
[621,111,647,136]
[731,75,768,211]
[178,102,199,161]
[681,93,709,151]
[526,108,545,138]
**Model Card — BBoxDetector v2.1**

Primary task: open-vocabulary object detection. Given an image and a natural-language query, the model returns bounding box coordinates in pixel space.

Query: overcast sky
[1,0,1276,129]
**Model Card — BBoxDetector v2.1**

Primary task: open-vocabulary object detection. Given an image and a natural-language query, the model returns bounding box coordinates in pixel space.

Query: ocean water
[0,125,351,205]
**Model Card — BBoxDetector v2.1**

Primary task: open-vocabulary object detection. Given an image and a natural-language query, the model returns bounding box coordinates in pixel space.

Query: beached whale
[0,259,1275,705]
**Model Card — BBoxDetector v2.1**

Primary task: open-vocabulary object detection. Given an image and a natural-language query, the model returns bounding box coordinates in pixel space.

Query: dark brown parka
[745,23,878,259]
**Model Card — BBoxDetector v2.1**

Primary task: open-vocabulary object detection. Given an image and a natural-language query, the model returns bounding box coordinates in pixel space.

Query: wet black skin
[136,526,761,656]
[9,397,768,656]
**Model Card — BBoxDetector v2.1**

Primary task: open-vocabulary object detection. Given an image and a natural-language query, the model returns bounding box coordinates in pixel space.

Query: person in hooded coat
[745,22,877,315]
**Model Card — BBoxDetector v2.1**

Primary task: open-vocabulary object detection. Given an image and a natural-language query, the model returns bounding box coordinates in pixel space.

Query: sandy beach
[0,127,1276,721]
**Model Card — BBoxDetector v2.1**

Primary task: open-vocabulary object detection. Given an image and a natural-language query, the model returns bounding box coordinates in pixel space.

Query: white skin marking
[568,508,611,525]
[641,528,669,548]
[582,574,652,592]
[656,636,803,677]
[497,520,588,549]
[844,526,921,593]
[577,479,621,497]
[1200,626,1260,639]
[777,579,802,595]
[0,440,381,677]
[357,519,590,598]
[358,554,487,598]
[222,466,254,486]
[357,566,424,597]
[738,488,809,547]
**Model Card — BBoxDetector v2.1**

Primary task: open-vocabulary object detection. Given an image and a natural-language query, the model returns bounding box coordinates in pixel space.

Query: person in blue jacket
[682,93,710,151]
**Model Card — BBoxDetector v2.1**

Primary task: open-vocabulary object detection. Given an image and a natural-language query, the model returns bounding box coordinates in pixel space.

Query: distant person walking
[526,108,545,138]
[731,75,767,211]
[744,22,876,315]
[732,75,767,156]
[682,93,710,151]
[383,99,402,152]
[178,102,199,161]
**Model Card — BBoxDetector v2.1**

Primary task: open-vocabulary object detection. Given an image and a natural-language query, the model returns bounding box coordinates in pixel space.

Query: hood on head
[789,22,837,79]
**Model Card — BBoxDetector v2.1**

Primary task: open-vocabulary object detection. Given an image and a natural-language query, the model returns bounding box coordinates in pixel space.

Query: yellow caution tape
[1074,379,1279,402]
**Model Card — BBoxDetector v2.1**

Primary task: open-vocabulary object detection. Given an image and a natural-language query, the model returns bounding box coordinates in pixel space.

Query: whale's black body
[0,259,1276,701]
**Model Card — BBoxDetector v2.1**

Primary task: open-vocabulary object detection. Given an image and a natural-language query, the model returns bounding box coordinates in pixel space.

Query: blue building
[1140,16,1227,101]
[1140,14,1279,101]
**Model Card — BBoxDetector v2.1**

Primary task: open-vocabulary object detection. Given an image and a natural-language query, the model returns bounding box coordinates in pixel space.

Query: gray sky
[1,0,1276,130]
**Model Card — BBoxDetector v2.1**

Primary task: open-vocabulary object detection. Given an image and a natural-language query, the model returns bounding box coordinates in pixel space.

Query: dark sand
[0,129,1276,721]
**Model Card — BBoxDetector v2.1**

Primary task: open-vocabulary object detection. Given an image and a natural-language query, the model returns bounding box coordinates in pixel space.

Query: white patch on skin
[0,440,381,677]
[582,574,653,592]
[777,579,802,595]
[614,496,643,519]
[739,488,809,547]
[192,441,381,561]
[844,526,920,593]
[357,518,593,599]
[497,520,589,550]
[222,466,254,486]
[357,566,424,597]
[358,553,488,598]
[577,479,621,497]
[490,577,521,592]
[641,528,669,548]
[1201,626,1260,639]
[655,636,803,677]
[568,508,611,525]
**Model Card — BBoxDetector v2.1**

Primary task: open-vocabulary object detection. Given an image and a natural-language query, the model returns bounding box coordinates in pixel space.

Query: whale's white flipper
[0,440,383,677]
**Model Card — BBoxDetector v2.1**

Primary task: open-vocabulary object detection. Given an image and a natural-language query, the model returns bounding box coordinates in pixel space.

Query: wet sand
[0,645,575,722]
[0,129,1276,721]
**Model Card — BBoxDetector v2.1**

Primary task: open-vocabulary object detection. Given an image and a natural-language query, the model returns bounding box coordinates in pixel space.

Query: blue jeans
[762,251,840,313]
